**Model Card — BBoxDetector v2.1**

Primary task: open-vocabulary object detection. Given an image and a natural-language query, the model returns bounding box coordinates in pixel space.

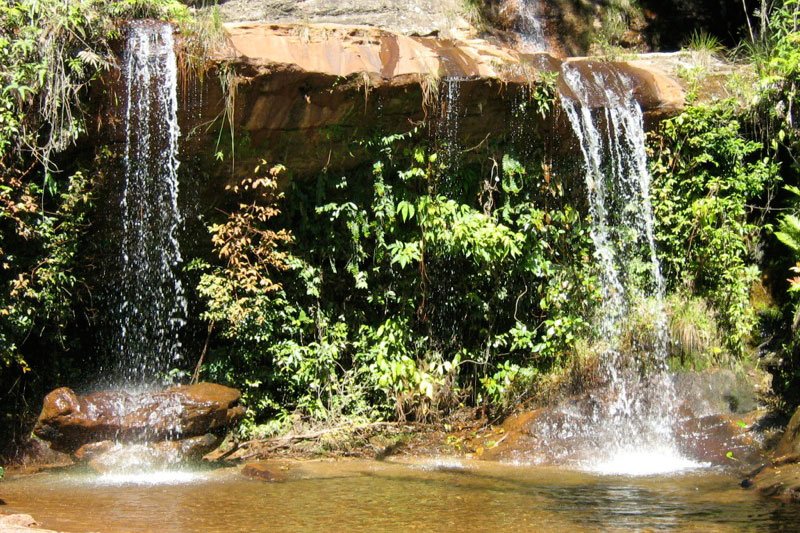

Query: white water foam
[93,470,207,486]
[583,449,709,477]
[527,63,701,475]
[414,458,468,472]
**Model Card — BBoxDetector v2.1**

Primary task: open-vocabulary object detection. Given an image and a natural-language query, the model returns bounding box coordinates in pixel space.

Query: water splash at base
[526,62,699,473]
[94,470,207,487]
[583,449,709,477]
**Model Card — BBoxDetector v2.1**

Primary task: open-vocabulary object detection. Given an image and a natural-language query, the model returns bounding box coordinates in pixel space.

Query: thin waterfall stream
[115,21,186,385]
[517,0,548,52]
[89,21,197,479]
[437,76,464,175]
[537,63,703,475]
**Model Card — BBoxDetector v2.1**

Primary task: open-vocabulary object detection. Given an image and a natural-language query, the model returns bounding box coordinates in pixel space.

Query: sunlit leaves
[649,102,778,354]
[200,162,293,333]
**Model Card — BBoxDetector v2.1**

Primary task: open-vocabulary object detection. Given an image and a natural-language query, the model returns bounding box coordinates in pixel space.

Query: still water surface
[2,459,797,532]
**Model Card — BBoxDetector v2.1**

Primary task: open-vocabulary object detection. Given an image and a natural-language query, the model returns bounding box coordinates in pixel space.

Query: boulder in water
[776,407,800,459]
[33,383,245,454]
[744,459,800,503]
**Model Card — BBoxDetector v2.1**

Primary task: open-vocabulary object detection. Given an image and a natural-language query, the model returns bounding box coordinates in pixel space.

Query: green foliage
[461,0,488,32]
[665,293,726,369]
[774,185,800,298]
[749,1,800,157]
[0,0,188,167]
[590,0,646,56]
[196,132,599,427]
[529,72,559,119]
[0,172,91,369]
[649,101,778,355]
[725,0,800,409]
[684,30,725,56]
[0,0,197,451]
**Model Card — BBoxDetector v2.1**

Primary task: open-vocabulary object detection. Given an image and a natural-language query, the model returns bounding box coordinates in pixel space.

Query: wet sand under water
[1,459,798,532]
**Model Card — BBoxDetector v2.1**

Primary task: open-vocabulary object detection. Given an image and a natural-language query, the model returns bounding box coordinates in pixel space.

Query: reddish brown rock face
[33,383,245,455]
[745,407,800,503]
[169,23,686,180]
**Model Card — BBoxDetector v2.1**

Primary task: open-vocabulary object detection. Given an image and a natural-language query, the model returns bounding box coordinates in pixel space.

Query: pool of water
[1,459,797,532]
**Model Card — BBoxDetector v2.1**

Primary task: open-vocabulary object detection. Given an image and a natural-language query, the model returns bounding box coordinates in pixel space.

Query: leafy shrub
[195,133,600,428]
[649,101,778,355]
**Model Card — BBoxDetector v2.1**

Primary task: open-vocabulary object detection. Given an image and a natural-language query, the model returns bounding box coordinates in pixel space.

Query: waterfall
[437,77,462,174]
[114,21,186,385]
[530,63,702,475]
[517,0,548,52]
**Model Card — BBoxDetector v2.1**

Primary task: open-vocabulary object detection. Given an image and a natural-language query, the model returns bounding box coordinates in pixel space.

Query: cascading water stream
[437,76,463,174]
[517,0,548,52]
[93,21,196,480]
[115,21,187,386]
[532,63,704,475]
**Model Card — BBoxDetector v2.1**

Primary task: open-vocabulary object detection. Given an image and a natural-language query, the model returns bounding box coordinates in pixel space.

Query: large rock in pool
[33,382,245,454]
[73,434,223,473]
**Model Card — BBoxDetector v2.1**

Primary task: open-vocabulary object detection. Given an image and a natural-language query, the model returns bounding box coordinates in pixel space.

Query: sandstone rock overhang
[214,22,685,115]
[174,23,686,178]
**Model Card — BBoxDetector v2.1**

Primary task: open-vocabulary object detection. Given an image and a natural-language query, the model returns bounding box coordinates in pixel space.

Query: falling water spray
[529,63,703,475]
[115,21,187,385]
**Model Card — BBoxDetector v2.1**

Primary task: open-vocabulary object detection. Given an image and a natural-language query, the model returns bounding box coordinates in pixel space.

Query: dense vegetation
[2,0,800,454]
[196,134,599,434]
[0,0,197,450]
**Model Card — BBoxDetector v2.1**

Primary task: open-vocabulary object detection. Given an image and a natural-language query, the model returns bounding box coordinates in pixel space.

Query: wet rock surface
[776,407,800,458]
[673,369,760,417]
[241,461,290,482]
[74,434,222,473]
[478,371,767,467]
[177,22,688,179]
[744,407,800,502]
[745,462,800,503]
[33,383,244,455]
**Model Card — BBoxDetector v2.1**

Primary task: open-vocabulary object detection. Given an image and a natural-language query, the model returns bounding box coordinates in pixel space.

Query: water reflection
[1,460,797,532]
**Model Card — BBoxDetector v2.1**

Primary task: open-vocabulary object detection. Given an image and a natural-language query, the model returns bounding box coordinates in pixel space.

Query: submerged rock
[241,461,290,482]
[745,460,800,503]
[33,383,244,455]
